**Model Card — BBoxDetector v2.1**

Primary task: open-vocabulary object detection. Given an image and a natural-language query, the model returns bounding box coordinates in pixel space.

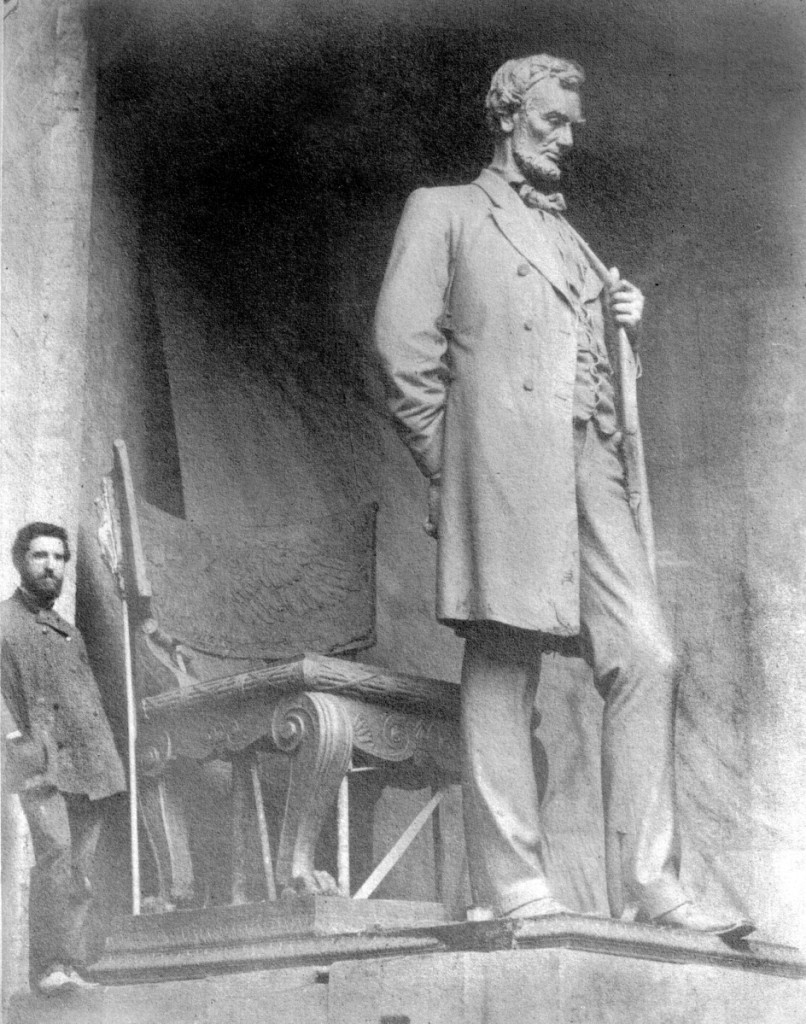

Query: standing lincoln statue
[374,54,752,937]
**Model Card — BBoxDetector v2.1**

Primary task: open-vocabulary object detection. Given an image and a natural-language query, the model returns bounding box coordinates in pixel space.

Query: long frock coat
[375,168,610,636]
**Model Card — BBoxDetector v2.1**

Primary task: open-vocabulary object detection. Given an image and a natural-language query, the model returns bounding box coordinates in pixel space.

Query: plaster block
[6,965,328,1024]
[328,946,806,1024]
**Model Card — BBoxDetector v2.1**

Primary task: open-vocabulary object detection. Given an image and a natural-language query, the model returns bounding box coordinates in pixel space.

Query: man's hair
[485,54,585,135]
[12,522,71,573]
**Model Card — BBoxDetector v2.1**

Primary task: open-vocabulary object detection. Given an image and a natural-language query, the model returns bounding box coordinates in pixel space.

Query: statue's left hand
[608,267,644,332]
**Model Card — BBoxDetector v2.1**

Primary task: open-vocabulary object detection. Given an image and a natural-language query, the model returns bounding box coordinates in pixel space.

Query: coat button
[517,263,530,276]
[523,378,534,391]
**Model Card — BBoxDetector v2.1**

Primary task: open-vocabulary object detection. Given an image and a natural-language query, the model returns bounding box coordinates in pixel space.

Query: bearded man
[2,522,126,995]
[374,54,752,936]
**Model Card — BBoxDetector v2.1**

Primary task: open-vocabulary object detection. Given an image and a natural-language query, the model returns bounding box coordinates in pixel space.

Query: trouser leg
[576,421,686,919]
[460,625,550,914]
[63,793,104,970]
[19,789,104,984]
[20,788,73,983]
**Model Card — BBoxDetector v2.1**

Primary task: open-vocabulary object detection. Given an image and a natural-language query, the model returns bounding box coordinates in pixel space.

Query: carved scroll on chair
[104,440,462,913]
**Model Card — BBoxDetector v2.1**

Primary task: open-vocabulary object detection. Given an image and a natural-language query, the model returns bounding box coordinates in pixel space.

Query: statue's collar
[472,169,573,304]
[473,167,525,207]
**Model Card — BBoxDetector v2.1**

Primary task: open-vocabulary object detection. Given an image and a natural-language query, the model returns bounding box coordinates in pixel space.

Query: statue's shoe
[65,969,99,991]
[639,901,755,939]
[504,896,575,919]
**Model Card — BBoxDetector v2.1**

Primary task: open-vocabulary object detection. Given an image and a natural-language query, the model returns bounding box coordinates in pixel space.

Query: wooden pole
[337,768,351,897]
[121,595,141,915]
[250,760,277,900]
[96,479,140,914]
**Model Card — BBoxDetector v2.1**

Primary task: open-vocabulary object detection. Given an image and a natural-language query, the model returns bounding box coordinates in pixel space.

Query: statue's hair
[484,54,585,134]
[12,522,71,573]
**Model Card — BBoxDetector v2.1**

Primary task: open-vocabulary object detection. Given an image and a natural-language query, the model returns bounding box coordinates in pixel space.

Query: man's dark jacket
[1,589,126,799]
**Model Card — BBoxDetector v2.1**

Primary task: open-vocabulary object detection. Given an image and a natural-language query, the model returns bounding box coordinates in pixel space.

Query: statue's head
[485,55,585,135]
[485,54,585,185]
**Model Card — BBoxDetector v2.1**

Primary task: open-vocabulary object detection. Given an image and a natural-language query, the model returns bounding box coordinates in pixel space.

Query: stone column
[1,0,96,605]
[1,0,97,999]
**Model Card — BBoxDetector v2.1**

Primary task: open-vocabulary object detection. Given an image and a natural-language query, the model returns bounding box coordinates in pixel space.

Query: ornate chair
[99,441,462,913]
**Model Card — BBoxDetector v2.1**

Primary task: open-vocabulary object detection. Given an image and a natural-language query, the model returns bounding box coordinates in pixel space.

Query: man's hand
[424,477,441,538]
[608,267,644,333]
[4,730,48,791]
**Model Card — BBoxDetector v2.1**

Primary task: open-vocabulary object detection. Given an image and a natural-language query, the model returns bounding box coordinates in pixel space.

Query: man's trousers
[18,788,105,984]
[460,420,687,919]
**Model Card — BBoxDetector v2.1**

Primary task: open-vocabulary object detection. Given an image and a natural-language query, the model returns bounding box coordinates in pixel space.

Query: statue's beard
[513,146,562,189]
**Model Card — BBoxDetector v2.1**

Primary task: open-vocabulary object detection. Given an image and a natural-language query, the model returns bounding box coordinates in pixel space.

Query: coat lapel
[472,169,574,304]
[37,608,72,637]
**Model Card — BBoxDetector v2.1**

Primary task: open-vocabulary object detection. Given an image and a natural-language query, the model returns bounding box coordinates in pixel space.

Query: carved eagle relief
[136,497,377,660]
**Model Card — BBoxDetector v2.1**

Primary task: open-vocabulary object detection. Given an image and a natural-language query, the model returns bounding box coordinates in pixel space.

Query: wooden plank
[353,789,446,900]
[432,786,445,904]
[230,757,251,905]
[337,770,350,898]
[250,763,277,901]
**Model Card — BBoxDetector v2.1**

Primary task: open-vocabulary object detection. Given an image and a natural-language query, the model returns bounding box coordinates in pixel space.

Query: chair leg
[271,692,353,896]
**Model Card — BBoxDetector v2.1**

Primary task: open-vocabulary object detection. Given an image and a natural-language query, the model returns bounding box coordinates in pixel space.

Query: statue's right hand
[424,478,441,539]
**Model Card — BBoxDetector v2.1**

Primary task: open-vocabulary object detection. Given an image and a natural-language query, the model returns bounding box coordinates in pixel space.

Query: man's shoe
[36,967,78,997]
[640,901,755,939]
[66,968,99,991]
[504,896,574,919]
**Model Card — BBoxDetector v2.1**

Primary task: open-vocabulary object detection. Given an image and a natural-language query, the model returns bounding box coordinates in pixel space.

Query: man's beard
[513,146,562,189]
[20,568,62,607]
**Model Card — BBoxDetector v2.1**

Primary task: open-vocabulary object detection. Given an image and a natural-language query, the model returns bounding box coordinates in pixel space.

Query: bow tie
[513,182,567,213]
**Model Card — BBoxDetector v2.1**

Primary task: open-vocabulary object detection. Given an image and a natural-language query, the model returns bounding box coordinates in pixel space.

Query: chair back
[103,440,377,693]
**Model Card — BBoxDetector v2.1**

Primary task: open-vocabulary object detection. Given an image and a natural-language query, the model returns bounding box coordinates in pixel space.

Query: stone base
[90,897,449,982]
[6,911,804,1024]
[433,914,806,979]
